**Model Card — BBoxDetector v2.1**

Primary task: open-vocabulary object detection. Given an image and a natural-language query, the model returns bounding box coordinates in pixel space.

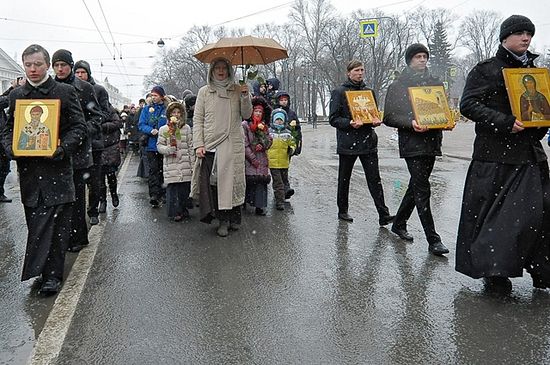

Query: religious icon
[345,90,380,124]
[13,99,60,157]
[503,68,550,127]
[408,86,454,129]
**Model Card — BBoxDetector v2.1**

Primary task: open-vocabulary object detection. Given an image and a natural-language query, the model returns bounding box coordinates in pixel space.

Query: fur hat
[52,49,74,67]
[120,112,128,118]
[74,60,91,76]
[405,43,429,65]
[166,101,186,120]
[499,15,535,42]
[151,85,166,97]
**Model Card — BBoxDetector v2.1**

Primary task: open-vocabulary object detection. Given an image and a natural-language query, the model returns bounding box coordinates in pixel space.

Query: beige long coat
[192,83,252,210]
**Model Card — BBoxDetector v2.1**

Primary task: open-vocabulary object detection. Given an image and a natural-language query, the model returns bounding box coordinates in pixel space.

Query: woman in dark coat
[456,15,550,290]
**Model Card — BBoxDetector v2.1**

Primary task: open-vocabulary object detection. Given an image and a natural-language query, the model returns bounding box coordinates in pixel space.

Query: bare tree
[459,10,502,63]
[290,0,335,121]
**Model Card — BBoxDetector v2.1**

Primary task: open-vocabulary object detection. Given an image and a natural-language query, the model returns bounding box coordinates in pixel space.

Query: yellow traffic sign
[360,19,379,38]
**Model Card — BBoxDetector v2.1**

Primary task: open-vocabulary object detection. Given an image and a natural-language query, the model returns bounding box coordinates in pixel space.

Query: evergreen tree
[429,21,453,89]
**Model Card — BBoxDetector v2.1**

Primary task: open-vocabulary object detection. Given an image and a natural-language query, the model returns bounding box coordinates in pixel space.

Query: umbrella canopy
[194,35,288,65]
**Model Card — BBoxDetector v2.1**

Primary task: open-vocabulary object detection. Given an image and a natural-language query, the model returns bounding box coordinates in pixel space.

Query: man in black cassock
[456,15,550,291]
[1,44,87,295]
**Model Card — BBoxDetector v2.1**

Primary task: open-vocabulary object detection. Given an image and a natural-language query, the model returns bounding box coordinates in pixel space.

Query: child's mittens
[168,146,177,155]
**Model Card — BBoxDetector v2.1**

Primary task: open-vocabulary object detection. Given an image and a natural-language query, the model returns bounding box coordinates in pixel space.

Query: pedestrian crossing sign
[360,19,379,38]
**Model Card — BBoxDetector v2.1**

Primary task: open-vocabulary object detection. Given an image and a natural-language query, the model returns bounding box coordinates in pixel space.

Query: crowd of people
[0,14,549,296]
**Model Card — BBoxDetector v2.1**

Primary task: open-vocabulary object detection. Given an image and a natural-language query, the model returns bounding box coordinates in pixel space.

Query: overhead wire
[96,0,131,84]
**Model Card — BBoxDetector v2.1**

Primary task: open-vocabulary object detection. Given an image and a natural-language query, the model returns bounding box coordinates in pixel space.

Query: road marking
[27,151,133,365]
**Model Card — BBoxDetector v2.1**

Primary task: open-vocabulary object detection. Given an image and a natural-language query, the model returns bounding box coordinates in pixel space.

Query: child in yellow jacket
[267,108,296,210]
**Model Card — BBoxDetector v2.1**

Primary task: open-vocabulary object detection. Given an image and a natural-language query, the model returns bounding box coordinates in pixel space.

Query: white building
[0,48,24,93]
[100,77,132,110]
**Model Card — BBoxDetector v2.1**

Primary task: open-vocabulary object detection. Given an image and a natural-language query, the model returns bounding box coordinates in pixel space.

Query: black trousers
[87,151,103,218]
[70,168,90,248]
[100,165,118,201]
[22,202,72,281]
[337,153,390,217]
[0,154,10,196]
[146,151,164,199]
[394,156,440,244]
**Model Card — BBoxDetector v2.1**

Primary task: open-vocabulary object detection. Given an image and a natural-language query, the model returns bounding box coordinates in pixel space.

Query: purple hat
[151,85,166,97]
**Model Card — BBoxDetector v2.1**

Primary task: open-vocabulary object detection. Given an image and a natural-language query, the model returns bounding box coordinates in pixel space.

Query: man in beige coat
[192,57,252,237]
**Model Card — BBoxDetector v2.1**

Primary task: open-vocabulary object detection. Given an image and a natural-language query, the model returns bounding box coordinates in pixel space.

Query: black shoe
[229,222,240,231]
[428,241,449,256]
[98,201,107,213]
[39,278,61,295]
[391,226,413,241]
[338,212,353,222]
[483,277,512,293]
[89,216,99,226]
[67,243,87,252]
[111,193,119,207]
[276,203,285,211]
[0,194,12,203]
[285,189,295,199]
[379,214,395,226]
[150,197,159,208]
[255,207,266,216]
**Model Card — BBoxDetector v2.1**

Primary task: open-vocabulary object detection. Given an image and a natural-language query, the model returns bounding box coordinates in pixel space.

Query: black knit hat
[499,15,535,42]
[74,60,91,76]
[405,43,429,66]
[52,49,74,67]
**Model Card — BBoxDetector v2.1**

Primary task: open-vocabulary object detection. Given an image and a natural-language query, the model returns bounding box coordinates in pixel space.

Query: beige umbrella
[194,35,288,65]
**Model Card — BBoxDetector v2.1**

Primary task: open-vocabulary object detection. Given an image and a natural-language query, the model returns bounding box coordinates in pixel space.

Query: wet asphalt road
[2,123,550,364]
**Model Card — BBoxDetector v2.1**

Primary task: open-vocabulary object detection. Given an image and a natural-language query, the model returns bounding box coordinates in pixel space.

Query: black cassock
[456,160,550,286]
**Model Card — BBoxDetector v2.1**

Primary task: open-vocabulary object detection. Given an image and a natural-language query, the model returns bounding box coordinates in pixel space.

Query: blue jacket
[139,103,167,152]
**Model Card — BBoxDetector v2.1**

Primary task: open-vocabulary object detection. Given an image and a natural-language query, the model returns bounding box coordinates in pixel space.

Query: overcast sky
[2,0,548,102]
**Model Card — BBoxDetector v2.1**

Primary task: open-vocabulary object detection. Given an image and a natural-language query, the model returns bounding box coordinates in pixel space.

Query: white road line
[27,151,133,365]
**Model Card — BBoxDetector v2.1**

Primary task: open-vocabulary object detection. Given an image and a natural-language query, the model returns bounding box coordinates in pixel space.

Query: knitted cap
[74,60,91,76]
[405,43,429,65]
[499,15,535,42]
[271,108,288,124]
[52,49,74,67]
[151,85,166,97]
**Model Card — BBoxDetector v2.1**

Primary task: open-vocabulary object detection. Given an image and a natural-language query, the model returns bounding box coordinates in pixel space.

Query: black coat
[460,45,547,164]
[383,67,443,158]
[56,74,103,169]
[89,76,110,151]
[329,79,378,155]
[3,76,87,207]
[101,107,122,167]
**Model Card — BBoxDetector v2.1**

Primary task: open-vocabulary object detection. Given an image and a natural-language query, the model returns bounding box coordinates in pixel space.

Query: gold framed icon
[345,90,380,124]
[408,86,454,129]
[502,68,550,127]
[13,99,60,157]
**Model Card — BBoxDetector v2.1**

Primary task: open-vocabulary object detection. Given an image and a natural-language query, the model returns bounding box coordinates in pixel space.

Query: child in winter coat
[242,97,273,215]
[267,108,296,210]
[157,101,195,221]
